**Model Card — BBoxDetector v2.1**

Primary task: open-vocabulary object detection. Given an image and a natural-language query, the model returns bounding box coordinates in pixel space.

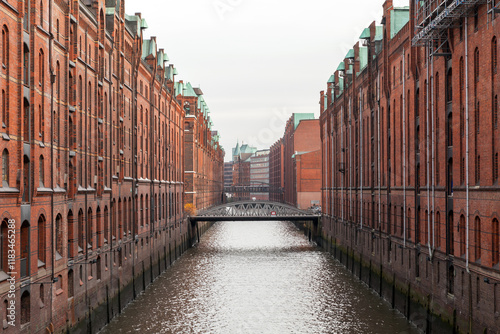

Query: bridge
[188,200,320,223]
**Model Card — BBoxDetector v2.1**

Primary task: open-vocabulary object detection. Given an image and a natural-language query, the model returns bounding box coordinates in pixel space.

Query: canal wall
[316,217,496,334]
[68,221,213,334]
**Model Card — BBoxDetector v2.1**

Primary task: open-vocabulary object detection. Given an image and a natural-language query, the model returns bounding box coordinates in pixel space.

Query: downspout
[48,0,55,324]
[349,98,352,222]
[431,49,436,251]
[465,17,470,273]
[403,48,407,247]
[378,72,381,232]
[360,88,363,229]
[426,44,433,258]
[341,105,344,222]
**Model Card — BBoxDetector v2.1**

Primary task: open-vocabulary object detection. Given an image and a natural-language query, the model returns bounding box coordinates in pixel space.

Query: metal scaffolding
[412,0,491,48]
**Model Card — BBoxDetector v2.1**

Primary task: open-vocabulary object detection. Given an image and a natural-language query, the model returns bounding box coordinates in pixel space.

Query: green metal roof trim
[141,39,156,59]
[327,75,335,84]
[337,76,344,98]
[293,113,315,130]
[358,47,368,75]
[359,27,370,40]
[374,26,384,41]
[336,62,345,71]
[125,14,141,35]
[106,8,115,15]
[183,82,198,97]
[324,95,328,110]
[390,7,409,39]
[141,18,148,29]
[346,49,355,59]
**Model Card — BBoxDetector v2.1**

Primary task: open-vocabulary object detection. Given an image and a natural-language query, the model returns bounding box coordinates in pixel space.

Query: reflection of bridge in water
[189,201,320,223]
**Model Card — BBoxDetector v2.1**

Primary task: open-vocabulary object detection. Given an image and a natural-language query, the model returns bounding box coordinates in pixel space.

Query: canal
[99,221,418,334]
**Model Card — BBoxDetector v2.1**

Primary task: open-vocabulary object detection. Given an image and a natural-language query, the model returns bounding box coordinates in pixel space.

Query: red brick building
[0,1,220,332]
[270,113,321,209]
[319,0,500,332]
[180,82,224,212]
[269,138,284,202]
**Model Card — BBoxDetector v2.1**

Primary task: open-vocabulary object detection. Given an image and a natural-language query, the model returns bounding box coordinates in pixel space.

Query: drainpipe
[359,88,363,229]
[431,50,436,250]
[341,105,344,222]
[48,0,55,325]
[426,44,433,259]
[377,72,381,232]
[403,48,406,247]
[349,98,352,222]
[465,17,470,273]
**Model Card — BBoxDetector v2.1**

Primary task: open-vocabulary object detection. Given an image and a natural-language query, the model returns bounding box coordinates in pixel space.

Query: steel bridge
[188,200,320,223]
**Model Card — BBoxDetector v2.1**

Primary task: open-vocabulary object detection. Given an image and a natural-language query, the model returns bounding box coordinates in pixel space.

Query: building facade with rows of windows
[319,0,500,332]
[0,0,222,332]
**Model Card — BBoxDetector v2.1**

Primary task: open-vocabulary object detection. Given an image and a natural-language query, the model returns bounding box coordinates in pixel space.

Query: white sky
[125,0,408,160]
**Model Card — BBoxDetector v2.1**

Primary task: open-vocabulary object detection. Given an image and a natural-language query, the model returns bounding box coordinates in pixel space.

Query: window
[493,218,499,266]
[39,1,43,27]
[20,291,30,324]
[23,44,29,85]
[56,214,63,257]
[56,19,59,41]
[39,155,44,187]
[35,216,46,271]
[474,6,479,31]
[474,48,480,84]
[494,153,499,183]
[1,89,6,128]
[38,50,44,86]
[78,209,84,252]
[2,149,9,186]
[0,219,8,271]
[475,216,482,261]
[68,269,74,298]
[494,95,498,129]
[446,69,452,103]
[2,26,8,67]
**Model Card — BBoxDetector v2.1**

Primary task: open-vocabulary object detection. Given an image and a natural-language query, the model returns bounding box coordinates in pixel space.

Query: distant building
[231,141,257,200]
[269,113,321,209]
[250,150,270,200]
[224,162,234,188]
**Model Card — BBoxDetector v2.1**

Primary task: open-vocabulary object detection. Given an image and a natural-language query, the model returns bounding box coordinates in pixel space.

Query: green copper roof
[293,113,315,130]
[359,28,370,39]
[141,18,148,29]
[327,75,335,84]
[346,49,355,59]
[141,39,156,59]
[374,26,384,41]
[337,62,345,71]
[390,7,409,38]
[358,47,368,74]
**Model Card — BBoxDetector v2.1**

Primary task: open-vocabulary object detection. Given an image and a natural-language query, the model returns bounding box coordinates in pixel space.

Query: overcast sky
[125,0,408,160]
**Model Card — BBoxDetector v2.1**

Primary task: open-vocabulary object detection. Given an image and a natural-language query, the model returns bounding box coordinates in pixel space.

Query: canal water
[99,221,418,334]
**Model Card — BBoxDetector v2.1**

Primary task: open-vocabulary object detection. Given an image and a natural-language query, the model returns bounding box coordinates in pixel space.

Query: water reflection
[100,221,417,334]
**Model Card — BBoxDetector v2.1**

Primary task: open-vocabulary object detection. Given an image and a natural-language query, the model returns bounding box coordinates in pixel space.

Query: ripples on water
[100,221,417,334]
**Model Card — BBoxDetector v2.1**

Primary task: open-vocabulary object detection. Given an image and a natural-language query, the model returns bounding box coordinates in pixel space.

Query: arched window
[20,221,30,277]
[492,218,499,266]
[1,89,6,128]
[55,214,63,257]
[39,284,44,306]
[78,209,84,252]
[38,215,46,265]
[104,206,109,245]
[39,155,44,187]
[475,216,482,261]
[1,149,8,187]
[38,50,44,86]
[23,43,29,85]
[87,208,93,249]
[1,26,9,67]
[96,207,102,247]
[20,291,30,324]
[474,48,480,84]
[459,215,466,256]
[39,1,43,27]
[68,269,74,298]
[0,219,8,271]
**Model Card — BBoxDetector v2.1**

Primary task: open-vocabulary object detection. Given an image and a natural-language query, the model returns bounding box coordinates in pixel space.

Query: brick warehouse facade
[0,0,222,333]
[180,82,224,212]
[319,0,500,332]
